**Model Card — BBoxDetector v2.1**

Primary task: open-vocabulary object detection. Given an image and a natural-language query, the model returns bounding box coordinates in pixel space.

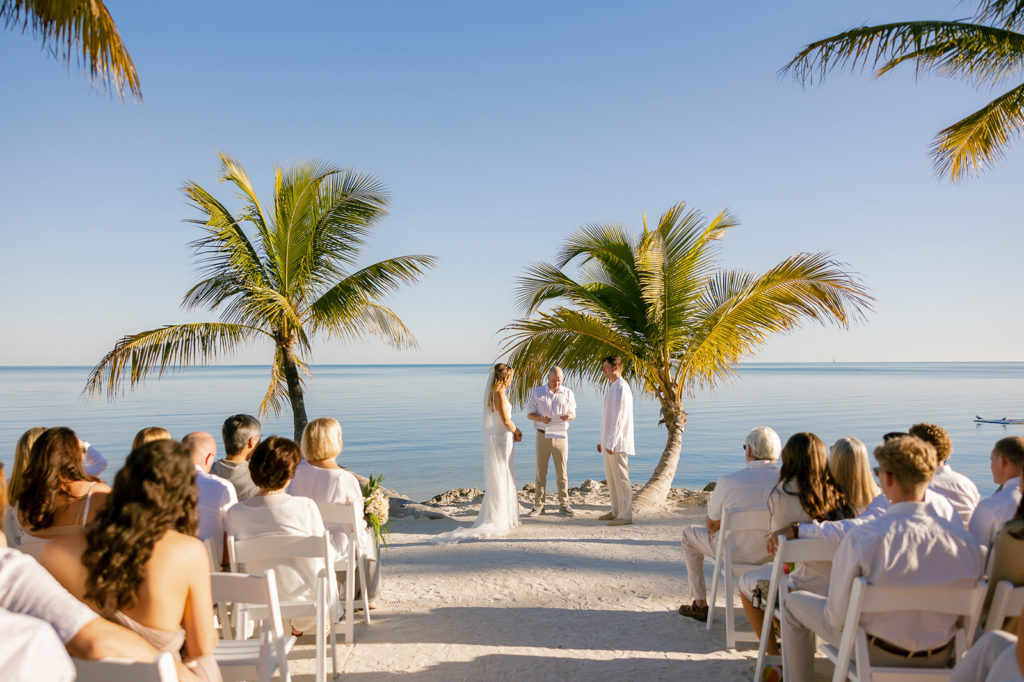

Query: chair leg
[344,554,355,643]
[724,565,736,649]
[358,552,372,625]
[706,557,722,632]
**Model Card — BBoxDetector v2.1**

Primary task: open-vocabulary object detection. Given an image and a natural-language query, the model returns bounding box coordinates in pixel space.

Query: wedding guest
[525,367,577,517]
[14,427,111,546]
[910,422,979,526]
[182,431,236,568]
[290,417,379,602]
[828,437,880,515]
[969,436,1024,549]
[981,485,1024,631]
[738,432,852,655]
[780,436,983,679]
[131,426,171,451]
[213,414,261,501]
[226,436,338,635]
[41,440,220,681]
[678,426,781,622]
[950,604,1024,681]
[596,355,634,526]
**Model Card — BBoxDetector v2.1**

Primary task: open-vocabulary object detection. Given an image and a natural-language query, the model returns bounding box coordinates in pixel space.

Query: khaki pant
[603,451,632,521]
[534,431,569,506]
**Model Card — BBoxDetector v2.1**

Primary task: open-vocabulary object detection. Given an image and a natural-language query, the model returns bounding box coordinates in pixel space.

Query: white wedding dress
[433,381,520,544]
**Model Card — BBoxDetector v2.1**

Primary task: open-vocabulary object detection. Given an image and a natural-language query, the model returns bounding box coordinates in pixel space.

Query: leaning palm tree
[501,202,872,510]
[782,0,1024,181]
[1,0,141,101]
[86,153,436,440]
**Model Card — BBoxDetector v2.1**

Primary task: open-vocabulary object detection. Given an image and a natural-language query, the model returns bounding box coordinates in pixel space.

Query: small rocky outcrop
[427,487,484,505]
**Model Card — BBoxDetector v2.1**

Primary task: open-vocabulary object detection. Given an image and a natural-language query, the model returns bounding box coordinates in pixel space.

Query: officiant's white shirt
[601,377,634,455]
[526,384,577,439]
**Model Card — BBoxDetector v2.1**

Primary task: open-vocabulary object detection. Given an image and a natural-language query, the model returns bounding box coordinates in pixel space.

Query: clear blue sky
[1,0,1021,367]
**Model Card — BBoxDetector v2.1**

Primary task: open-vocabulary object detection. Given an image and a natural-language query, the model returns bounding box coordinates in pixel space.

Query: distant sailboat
[974,416,1024,425]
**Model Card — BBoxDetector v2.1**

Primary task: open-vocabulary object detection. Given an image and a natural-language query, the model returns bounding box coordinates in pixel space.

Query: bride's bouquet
[362,473,391,547]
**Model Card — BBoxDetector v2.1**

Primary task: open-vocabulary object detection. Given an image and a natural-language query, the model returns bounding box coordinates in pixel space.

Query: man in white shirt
[910,422,980,526]
[596,355,634,526]
[678,426,781,622]
[969,436,1024,550]
[780,435,984,680]
[526,367,578,517]
[183,431,237,567]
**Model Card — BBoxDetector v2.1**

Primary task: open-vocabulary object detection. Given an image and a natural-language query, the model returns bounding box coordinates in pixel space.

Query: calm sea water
[1,363,1022,501]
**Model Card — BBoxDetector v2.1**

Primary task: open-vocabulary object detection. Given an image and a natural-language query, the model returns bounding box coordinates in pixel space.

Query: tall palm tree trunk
[634,399,688,511]
[280,345,309,441]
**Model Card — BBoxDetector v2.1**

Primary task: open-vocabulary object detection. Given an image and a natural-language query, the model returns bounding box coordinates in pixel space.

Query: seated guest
[291,417,379,602]
[950,604,1024,681]
[212,414,261,501]
[678,426,782,622]
[41,440,219,681]
[182,431,236,568]
[828,437,880,516]
[226,436,338,635]
[14,427,111,545]
[982,486,1024,631]
[781,435,983,679]
[910,422,979,526]
[970,436,1024,550]
[739,433,852,655]
[131,426,171,451]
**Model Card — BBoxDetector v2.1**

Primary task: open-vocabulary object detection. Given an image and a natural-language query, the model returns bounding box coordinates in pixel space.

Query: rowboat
[974,416,1024,425]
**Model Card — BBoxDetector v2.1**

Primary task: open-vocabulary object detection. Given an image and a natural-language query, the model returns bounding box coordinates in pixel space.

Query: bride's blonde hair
[486,363,514,409]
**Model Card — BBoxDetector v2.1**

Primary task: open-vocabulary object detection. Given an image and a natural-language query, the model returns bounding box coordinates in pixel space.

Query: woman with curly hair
[739,432,853,656]
[13,427,111,546]
[41,440,220,681]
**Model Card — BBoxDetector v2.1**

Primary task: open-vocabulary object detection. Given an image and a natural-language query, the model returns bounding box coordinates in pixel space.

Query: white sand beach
[284,484,825,681]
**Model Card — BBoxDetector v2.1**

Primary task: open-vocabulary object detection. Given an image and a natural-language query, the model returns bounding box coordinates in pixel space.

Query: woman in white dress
[434,363,523,543]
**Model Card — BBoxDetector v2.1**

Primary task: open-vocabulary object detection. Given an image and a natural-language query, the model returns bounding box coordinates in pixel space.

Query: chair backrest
[984,580,1024,632]
[228,533,331,569]
[722,507,772,534]
[778,536,839,564]
[210,570,290,680]
[316,500,361,530]
[73,652,178,682]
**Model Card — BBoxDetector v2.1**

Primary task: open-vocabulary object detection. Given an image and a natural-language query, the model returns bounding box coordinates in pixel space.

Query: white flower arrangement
[362,473,391,547]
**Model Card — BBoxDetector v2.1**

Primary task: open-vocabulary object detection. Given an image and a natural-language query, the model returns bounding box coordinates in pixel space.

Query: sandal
[677,601,709,622]
[761,664,783,682]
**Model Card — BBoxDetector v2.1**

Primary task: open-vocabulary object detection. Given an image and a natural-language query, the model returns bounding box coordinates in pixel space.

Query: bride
[434,363,522,543]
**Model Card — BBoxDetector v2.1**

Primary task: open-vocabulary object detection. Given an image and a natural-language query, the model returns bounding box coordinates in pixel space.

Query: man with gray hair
[678,426,782,621]
[526,367,577,517]
[212,414,261,501]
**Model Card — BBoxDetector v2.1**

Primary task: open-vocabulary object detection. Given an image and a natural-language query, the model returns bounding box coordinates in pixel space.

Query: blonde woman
[434,363,523,543]
[289,417,380,602]
[829,437,880,516]
[131,427,171,451]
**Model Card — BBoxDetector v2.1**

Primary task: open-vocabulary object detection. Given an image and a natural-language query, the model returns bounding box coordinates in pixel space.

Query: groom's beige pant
[534,431,569,506]
[603,451,632,521]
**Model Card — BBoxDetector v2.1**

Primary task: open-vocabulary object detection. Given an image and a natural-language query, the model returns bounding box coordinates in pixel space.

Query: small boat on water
[974,416,1024,425]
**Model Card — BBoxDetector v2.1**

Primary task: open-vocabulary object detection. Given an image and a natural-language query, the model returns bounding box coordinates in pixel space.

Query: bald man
[183,431,237,566]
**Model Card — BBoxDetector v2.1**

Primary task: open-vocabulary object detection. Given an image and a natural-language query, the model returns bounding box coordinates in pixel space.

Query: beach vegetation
[501,202,872,510]
[86,153,436,440]
[1,0,141,101]
[782,0,1024,181]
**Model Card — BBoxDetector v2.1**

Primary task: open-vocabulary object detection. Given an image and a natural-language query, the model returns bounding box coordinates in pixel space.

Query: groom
[597,355,634,526]
[526,367,577,517]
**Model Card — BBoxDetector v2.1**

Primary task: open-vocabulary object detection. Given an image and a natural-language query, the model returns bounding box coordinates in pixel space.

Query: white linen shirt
[930,463,981,527]
[707,459,779,563]
[526,384,577,439]
[968,476,1022,549]
[600,377,634,455]
[195,465,237,564]
[824,501,983,653]
[798,489,956,544]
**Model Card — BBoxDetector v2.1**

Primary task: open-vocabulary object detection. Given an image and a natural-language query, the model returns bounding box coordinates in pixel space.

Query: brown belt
[867,635,953,659]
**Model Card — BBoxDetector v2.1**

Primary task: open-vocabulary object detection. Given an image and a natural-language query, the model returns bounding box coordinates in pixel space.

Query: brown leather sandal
[677,601,709,622]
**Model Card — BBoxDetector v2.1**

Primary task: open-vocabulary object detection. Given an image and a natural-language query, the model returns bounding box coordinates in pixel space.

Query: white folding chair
[822,577,986,682]
[317,500,372,642]
[983,580,1024,632]
[228,534,338,682]
[753,536,839,681]
[74,652,178,682]
[212,570,297,682]
[705,506,771,649]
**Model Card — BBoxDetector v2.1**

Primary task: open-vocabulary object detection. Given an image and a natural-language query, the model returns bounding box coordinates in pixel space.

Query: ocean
[1,363,1022,501]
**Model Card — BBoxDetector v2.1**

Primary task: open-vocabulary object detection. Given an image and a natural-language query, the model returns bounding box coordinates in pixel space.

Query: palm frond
[84,322,266,396]
[932,80,1024,178]
[1,0,141,101]
[313,298,420,349]
[976,0,1024,31]
[217,286,310,350]
[307,255,436,323]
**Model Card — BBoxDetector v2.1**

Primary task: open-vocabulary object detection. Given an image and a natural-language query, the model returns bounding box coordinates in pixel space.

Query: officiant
[526,366,577,518]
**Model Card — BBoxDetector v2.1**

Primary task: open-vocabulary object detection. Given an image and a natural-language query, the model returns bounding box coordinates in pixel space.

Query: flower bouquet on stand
[362,473,391,548]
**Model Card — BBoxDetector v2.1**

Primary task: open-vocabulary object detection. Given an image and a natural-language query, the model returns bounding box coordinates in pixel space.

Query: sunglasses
[882,432,908,442]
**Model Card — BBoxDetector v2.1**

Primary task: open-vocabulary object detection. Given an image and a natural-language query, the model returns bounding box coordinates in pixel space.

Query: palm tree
[86,153,436,440]
[1,0,141,102]
[781,0,1024,181]
[501,202,872,510]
